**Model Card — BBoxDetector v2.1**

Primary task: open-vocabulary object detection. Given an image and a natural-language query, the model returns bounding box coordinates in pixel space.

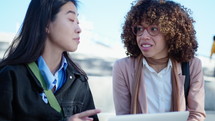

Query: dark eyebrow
[66,10,79,16]
[66,10,76,15]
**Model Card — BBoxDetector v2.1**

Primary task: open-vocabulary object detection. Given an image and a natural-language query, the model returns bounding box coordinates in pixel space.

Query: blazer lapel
[134,55,148,113]
[176,61,186,110]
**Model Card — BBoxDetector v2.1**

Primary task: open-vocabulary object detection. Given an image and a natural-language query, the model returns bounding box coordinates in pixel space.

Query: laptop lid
[108,111,189,121]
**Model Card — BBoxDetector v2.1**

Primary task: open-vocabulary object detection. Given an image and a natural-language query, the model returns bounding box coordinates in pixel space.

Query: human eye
[69,18,75,22]
[132,25,144,35]
[68,15,76,22]
[150,26,159,32]
[136,26,143,32]
[133,26,143,33]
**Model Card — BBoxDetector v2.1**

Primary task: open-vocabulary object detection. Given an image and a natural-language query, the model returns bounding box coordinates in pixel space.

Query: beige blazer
[112,57,206,121]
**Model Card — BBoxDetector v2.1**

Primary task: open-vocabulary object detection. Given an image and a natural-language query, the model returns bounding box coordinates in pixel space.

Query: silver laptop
[108,111,189,121]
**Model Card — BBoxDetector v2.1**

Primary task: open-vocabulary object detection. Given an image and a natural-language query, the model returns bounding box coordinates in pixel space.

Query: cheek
[155,35,166,43]
[136,38,141,48]
[157,40,168,50]
[136,36,141,43]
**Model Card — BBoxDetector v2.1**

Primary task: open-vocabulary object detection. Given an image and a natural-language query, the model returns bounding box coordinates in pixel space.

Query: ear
[46,27,49,33]
[46,22,50,33]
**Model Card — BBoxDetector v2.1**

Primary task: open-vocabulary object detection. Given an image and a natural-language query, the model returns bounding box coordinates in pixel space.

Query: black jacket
[0,63,98,121]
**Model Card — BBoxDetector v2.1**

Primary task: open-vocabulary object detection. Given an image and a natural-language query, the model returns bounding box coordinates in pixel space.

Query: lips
[142,44,152,47]
[140,43,153,51]
[73,37,80,43]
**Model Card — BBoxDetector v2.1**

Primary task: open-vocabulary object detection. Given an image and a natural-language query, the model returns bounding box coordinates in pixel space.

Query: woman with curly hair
[112,0,205,121]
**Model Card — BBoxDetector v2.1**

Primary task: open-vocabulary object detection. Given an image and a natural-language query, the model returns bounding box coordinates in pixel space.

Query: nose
[76,24,82,34]
[140,29,150,39]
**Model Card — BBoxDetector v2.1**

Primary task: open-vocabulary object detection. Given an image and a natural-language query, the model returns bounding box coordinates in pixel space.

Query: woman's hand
[68,109,101,121]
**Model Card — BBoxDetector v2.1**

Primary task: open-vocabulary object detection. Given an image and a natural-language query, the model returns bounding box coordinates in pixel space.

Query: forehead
[140,21,158,26]
[59,1,78,16]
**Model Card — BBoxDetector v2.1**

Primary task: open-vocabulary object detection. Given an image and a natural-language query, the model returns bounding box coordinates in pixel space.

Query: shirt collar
[37,56,68,90]
[58,56,68,72]
[142,57,172,72]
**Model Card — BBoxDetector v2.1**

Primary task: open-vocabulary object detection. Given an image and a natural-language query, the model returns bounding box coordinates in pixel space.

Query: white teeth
[142,44,151,47]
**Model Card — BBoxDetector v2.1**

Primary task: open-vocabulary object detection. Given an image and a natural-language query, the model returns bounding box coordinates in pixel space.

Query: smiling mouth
[141,44,152,48]
[142,44,152,47]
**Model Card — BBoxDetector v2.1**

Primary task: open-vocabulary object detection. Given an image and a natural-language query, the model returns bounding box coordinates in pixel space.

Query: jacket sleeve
[82,81,99,121]
[112,60,131,115]
[0,67,14,120]
[187,58,206,121]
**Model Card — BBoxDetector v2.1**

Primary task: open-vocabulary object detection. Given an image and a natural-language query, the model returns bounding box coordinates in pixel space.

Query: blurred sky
[0,0,214,57]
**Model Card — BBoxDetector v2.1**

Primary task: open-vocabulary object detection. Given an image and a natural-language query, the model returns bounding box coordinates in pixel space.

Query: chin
[142,53,152,58]
[68,47,78,52]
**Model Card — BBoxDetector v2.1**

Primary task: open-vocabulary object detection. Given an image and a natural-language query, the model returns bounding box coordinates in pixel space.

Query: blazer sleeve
[112,59,131,115]
[187,58,206,121]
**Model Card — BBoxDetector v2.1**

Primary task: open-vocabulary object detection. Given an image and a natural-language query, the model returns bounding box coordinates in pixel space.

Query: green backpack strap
[28,62,62,113]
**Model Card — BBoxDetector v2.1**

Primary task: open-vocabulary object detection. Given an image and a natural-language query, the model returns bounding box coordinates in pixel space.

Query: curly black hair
[121,0,198,62]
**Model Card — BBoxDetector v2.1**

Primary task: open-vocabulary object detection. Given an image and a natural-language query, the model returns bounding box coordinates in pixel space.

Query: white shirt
[142,58,172,113]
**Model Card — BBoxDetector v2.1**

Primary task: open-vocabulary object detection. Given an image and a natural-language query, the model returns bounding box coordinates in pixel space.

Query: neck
[145,56,169,73]
[42,52,62,74]
[42,38,64,74]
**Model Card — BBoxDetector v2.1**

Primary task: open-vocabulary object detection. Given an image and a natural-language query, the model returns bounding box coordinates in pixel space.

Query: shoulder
[189,56,203,76]
[0,64,28,76]
[113,56,136,68]
[112,56,137,77]
[0,64,26,71]
[189,56,202,67]
[0,64,29,91]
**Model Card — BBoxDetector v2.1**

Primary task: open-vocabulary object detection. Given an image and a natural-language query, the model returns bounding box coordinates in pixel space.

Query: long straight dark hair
[0,0,87,78]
